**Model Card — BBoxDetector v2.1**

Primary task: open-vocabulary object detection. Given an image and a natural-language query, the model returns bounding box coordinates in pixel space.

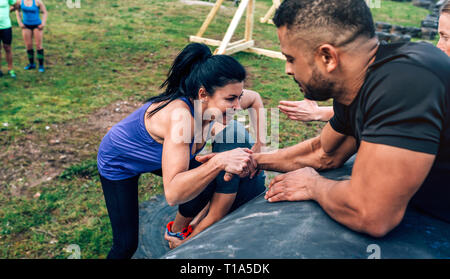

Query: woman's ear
[316,44,338,73]
[198,87,209,103]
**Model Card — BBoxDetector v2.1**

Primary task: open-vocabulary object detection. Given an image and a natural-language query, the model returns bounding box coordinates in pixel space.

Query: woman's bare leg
[22,28,33,50]
[22,28,34,67]
[34,28,44,70]
[171,212,193,233]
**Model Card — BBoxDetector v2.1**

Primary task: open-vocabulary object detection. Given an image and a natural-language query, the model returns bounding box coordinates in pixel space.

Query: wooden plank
[245,0,254,41]
[189,36,246,48]
[196,0,226,37]
[260,3,276,23]
[260,0,281,24]
[215,0,250,54]
[189,36,221,46]
[224,40,254,55]
[245,47,286,60]
[190,36,284,60]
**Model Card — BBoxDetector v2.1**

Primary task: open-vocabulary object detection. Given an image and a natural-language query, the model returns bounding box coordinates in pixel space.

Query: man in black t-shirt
[254,0,450,237]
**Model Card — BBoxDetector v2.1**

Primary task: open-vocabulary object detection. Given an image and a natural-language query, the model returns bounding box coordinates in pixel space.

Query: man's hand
[278,99,321,121]
[278,99,334,122]
[264,167,321,202]
[38,23,45,30]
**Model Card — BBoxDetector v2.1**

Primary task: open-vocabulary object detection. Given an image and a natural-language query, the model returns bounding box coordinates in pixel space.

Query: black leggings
[100,121,265,259]
[100,174,140,259]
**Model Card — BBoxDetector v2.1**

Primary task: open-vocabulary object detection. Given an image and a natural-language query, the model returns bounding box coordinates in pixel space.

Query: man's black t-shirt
[329,42,450,223]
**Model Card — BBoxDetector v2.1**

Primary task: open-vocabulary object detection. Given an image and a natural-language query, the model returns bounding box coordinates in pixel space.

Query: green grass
[371,0,430,27]
[0,0,437,258]
[0,158,163,258]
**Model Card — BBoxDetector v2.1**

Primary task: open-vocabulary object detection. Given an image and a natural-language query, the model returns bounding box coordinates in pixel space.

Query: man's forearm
[311,177,366,233]
[254,136,325,173]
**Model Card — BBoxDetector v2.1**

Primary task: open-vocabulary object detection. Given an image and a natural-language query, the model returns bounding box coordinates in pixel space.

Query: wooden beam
[215,0,250,54]
[196,0,226,37]
[260,0,281,24]
[190,36,221,46]
[245,0,254,41]
[245,47,285,60]
[225,40,254,55]
[260,3,276,23]
[190,36,285,60]
[189,0,285,60]
[190,36,245,48]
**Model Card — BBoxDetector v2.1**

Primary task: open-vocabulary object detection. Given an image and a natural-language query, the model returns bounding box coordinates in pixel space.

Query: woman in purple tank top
[98,43,267,258]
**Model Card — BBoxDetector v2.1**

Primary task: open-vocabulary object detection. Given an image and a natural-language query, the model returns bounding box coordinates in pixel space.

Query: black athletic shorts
[0,27,12,45]
[24,24,40,30]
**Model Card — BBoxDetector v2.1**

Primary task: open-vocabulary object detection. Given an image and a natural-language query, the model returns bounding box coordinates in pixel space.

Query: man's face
[437,13,450,56]
[277,26,338,101]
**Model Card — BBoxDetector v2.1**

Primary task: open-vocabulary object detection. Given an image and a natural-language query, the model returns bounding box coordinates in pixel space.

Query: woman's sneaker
[39,65,45,73]
[8,70,16,78]
[165,221,193,240]
[24,64,36,70]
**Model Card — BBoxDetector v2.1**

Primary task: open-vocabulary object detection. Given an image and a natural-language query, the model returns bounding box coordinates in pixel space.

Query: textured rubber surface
[133,157,450,259]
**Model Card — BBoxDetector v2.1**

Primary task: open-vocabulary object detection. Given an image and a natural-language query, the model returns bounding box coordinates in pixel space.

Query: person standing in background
[15,0,47,73]
[437,0,450,56]
[0,0,19,78]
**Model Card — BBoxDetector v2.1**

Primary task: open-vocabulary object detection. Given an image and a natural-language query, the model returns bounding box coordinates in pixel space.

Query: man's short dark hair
[273,0,376,47]
[441,0,450,15]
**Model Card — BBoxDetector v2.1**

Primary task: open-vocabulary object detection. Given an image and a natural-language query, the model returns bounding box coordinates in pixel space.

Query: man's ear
[316,44,338,73]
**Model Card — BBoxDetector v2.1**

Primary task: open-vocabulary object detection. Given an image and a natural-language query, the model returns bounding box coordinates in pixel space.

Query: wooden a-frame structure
[189,0,285,60]
[259,0,280,25]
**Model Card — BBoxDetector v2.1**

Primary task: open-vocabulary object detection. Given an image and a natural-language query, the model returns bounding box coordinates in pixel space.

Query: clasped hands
[196,148,322,203]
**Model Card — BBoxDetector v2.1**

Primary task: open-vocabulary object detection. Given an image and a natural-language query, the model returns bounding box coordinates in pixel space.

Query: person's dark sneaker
[0,71,3,78]
[165,221,193,240]
[8,70,16,78]
[24,63,36,70]
[38,65,45,73]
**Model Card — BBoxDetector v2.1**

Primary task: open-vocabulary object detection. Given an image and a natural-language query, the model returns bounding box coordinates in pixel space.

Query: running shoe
[8,70,16,78]
[165,221,193,240]
[24,64,36,70]
[38,65,45,73]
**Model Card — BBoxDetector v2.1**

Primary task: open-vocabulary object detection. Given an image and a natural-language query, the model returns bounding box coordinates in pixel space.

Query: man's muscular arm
[254,123,356,173]
[265,140,435,237]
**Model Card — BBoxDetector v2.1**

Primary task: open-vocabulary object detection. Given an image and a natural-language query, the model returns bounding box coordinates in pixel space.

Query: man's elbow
[358,210,404,238]
[315,150,344,170]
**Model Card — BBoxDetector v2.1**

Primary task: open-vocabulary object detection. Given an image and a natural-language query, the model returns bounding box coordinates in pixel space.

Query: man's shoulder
[370,42,450,87]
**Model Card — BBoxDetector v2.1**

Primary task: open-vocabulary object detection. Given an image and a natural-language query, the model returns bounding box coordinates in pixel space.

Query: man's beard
[295,67,339,101]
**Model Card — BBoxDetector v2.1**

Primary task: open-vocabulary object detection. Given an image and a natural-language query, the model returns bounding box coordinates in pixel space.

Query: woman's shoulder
[146,98,194,130]
[151,98,192,114]
[36,0,45,7]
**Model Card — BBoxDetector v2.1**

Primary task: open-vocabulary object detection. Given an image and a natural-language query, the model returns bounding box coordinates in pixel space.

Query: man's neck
[335,38,380,106]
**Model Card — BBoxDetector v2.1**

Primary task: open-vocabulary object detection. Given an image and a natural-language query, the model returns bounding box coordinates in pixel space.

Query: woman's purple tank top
[97,97,205,180]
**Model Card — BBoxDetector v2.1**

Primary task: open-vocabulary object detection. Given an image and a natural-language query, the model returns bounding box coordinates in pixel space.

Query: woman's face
[202,82,244,125]
[437,13,450,56]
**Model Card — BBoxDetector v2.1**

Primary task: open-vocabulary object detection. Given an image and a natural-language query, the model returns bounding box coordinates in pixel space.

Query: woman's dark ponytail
[147,43,246,118]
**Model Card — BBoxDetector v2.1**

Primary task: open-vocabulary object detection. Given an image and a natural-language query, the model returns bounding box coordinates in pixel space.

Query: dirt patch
[0,98,144,198]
